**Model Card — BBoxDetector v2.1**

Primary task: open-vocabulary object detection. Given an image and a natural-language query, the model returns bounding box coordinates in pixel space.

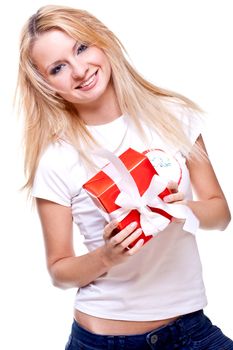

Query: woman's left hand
[163,181,185,204]
[163,181,186,223]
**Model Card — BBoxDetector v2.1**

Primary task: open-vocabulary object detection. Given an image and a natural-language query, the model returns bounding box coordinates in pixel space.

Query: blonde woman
[17,5,232,350]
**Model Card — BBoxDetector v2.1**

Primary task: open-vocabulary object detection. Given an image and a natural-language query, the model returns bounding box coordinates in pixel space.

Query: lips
[75,70,98,90]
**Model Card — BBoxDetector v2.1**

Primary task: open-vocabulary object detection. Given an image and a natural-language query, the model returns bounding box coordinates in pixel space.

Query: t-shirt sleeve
[31,144,73,206]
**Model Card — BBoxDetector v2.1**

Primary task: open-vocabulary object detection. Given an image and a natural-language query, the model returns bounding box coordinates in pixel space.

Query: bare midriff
[74,309,180,335]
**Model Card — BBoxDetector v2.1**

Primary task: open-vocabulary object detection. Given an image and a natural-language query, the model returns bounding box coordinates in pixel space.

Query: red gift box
[83,148,172,248]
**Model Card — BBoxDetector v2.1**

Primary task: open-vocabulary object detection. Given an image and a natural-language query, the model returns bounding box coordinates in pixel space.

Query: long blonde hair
[17,5,203,192]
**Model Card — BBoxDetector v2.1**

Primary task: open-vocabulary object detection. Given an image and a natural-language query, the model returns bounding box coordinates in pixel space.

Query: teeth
[79,73,95,88]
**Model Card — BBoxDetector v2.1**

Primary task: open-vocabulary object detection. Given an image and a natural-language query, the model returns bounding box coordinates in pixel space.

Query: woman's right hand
[101,220,144,268]
[36,199,143,288]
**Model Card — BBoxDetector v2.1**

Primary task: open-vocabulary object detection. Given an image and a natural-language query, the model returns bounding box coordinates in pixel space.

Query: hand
[163,181,185,203]
[163,181,186,223]
[101,220,144,268]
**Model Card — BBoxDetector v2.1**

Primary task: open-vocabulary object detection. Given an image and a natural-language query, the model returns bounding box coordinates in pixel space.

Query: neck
[74,83,122,125]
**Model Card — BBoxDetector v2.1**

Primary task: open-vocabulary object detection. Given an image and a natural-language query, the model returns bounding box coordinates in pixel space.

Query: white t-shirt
[32,108,207,321]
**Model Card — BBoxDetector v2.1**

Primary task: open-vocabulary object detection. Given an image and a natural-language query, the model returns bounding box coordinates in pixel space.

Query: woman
[17,4,232,350]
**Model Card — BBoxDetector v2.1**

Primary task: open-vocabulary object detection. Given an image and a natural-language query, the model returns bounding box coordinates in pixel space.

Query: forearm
[49,246,110,289]
[187,197,231,231]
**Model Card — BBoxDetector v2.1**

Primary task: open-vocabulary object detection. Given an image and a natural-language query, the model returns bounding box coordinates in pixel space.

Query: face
[31,30,113,107]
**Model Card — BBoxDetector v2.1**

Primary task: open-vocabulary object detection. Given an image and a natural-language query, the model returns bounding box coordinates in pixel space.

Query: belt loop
[169,323,179,341]
[118,336,125,350]
[174,316,190,346]
[176,317,184,332]
[107,335,115,350]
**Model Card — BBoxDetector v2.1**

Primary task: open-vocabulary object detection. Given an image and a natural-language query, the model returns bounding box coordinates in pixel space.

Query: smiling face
[31,29,113,109]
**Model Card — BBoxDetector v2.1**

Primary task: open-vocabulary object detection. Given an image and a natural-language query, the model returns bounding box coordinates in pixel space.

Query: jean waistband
[146,309,207,345]
[150,309,205,334]
[71,309,205,343]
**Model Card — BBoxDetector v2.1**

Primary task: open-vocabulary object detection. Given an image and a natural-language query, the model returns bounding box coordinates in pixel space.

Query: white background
[0,0,232,348]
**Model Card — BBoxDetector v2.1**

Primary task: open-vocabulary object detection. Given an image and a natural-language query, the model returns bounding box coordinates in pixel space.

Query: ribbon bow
[95,148,199,236]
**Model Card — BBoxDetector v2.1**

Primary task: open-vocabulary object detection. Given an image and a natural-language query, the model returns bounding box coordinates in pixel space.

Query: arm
[186,135,231,230]
[36,198,143,289]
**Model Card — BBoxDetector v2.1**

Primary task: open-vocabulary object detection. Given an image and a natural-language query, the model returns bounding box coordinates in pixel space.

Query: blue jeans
[65,310,233,349]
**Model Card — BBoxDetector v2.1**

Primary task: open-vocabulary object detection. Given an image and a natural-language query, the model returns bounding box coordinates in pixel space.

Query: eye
[50,63,66,75]
[77,44,88,55]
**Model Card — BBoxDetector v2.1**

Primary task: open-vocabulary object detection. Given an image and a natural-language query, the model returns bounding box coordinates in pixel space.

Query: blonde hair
[17,5,203,192]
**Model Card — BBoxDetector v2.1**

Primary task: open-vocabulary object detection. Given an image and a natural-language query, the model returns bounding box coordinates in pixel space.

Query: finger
[163,192,184,203]
[103,220,119,240]
[167,181,179,193]
[171,217,186,224]
[109,221,138,246]
[126,238,144,256]
[119,228,143,249]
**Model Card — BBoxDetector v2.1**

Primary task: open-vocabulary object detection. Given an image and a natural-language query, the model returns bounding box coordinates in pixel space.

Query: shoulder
[163,98,205,145]
[164,98,203,123]
[38,140,80,170]
[32,140,84,205]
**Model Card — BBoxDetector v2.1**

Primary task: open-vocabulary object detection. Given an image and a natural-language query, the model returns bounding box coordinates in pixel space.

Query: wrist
[96,246,114,271]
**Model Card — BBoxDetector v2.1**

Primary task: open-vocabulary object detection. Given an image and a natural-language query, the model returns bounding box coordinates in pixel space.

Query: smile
[76,70,98,90]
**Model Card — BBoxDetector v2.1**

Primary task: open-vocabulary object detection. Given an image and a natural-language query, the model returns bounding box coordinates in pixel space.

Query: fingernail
[136,239,144,247]
[136,228,142,234]
[112,220,118,226]
[130,221,137,228]
[163,196,171,202]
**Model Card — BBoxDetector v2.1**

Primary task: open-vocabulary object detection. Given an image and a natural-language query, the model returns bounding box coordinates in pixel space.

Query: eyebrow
[46,41,79,73]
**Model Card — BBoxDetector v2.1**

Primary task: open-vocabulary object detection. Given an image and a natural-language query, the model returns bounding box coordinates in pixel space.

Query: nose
[71,58,89,80]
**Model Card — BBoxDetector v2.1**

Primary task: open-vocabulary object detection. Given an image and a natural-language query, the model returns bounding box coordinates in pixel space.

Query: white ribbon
[95,148,199,236]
